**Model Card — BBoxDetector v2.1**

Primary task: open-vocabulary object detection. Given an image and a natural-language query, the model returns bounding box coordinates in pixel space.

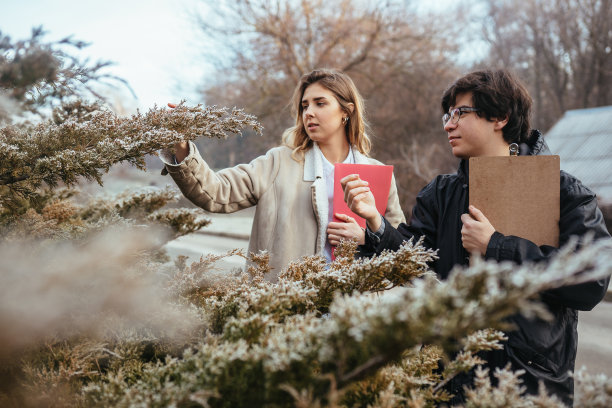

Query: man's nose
[444,118,457,132]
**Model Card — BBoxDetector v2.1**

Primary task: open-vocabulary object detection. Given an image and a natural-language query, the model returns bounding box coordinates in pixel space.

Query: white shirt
[320,147,355,262]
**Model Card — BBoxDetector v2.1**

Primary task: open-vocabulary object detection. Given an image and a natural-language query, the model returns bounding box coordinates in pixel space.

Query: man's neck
[474,139,511,158]
[489,142,511,157]
[485,129,511,157]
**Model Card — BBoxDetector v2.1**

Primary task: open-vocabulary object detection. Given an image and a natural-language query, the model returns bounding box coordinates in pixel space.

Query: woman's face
[301,82,347,146]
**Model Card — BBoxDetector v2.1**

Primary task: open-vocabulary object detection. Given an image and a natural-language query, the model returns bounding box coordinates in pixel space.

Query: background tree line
[192,0,612,213]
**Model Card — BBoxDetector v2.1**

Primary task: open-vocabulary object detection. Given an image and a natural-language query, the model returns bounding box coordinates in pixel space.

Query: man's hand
[327,213,365,245]
[340,174,381,231]
[461,205,495,255]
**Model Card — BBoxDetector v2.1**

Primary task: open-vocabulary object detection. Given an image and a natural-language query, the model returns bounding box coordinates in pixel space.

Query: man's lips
[448,135,460,143]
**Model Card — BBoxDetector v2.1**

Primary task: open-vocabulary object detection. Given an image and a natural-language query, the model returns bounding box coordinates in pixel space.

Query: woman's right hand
[340,174,381,231]
[174,141,189,163]
[168,103,189,162]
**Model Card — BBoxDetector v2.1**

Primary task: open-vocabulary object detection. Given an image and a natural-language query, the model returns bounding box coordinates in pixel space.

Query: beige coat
[162,142,405,279]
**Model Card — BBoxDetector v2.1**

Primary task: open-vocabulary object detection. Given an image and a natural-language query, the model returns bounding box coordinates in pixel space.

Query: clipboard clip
[509,143,519,156]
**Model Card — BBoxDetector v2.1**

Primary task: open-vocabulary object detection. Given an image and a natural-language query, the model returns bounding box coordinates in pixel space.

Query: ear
[494,116,508,131]
[346,102,355,115]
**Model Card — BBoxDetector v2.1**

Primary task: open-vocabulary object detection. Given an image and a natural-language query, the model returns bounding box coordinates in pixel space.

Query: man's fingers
[349,179,369,188]
[346,186,370,205]
[352,190,372,203]
[468,205,488,222]
[344,182,368,203]
[340,174,359,189]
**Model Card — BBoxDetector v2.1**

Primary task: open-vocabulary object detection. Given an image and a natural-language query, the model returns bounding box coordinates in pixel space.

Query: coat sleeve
[484,172,611,310]
[361,179,439,255]
[162,142,281,213]
[383,173,406,228]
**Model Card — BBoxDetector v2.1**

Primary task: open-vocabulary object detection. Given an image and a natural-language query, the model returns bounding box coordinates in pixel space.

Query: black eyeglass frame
[442,107,481,126]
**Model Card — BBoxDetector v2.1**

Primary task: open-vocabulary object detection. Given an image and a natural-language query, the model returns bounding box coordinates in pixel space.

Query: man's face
[443,92,508,158]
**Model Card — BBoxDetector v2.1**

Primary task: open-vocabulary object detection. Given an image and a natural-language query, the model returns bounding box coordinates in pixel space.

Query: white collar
[303,142,368,181]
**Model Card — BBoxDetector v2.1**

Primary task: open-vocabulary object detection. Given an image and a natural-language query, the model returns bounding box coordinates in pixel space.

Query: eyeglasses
[442,107,480,126]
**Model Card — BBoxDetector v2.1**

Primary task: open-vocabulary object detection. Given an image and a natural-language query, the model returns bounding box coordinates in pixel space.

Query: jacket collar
[303,143,322,181]
[519,129,551,156]
[303,142,367,181]
[458,159,469,184]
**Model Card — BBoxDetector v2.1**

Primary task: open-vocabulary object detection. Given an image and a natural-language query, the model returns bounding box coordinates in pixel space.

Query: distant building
[544,105,612,201]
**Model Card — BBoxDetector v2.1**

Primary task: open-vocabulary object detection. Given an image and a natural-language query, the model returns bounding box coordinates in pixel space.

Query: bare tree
[478,0,612,131]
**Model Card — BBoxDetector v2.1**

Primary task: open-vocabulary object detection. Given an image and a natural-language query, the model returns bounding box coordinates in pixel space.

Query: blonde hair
[282,69,372,159]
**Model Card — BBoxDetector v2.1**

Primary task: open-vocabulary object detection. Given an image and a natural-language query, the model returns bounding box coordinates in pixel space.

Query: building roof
[544,105,612,200]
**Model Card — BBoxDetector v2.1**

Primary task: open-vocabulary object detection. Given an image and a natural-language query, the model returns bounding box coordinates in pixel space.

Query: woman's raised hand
[167,103,189,162]
[340,174,381,231]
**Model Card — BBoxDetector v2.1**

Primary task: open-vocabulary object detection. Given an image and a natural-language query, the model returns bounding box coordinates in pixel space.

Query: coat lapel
[305,144,327,254]
[305,144,365,255]
[353,148,369,164]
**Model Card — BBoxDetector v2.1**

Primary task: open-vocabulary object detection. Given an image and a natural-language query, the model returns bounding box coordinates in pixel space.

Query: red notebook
[332,163,394,228]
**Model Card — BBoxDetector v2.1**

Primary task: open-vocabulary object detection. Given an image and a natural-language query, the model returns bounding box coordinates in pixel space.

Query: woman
[161,69,405,279]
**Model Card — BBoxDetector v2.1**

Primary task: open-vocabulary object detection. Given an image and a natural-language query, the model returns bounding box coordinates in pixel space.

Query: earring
[342,116,349,125]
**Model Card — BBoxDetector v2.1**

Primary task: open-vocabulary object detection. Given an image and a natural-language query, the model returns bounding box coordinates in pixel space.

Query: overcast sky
[1,0,211,113]
[1,1,473,116]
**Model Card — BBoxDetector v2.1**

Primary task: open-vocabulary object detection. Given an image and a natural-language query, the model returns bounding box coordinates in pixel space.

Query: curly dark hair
[441,69,532,144]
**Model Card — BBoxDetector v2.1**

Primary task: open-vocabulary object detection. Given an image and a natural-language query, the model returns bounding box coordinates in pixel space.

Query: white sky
[1,1,480,115]
[1,0,212,113]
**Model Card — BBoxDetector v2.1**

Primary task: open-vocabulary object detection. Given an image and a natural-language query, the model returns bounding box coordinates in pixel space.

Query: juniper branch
[0,102,261,187]
[85,238,611,407]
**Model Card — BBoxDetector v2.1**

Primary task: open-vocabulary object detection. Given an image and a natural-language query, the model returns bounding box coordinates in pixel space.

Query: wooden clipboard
[469,156,560,247]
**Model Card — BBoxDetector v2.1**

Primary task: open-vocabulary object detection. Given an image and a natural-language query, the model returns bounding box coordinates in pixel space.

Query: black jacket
[361,130,611,404]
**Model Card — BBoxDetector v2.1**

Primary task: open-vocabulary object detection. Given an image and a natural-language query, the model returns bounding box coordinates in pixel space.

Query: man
[341,69,610,404]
